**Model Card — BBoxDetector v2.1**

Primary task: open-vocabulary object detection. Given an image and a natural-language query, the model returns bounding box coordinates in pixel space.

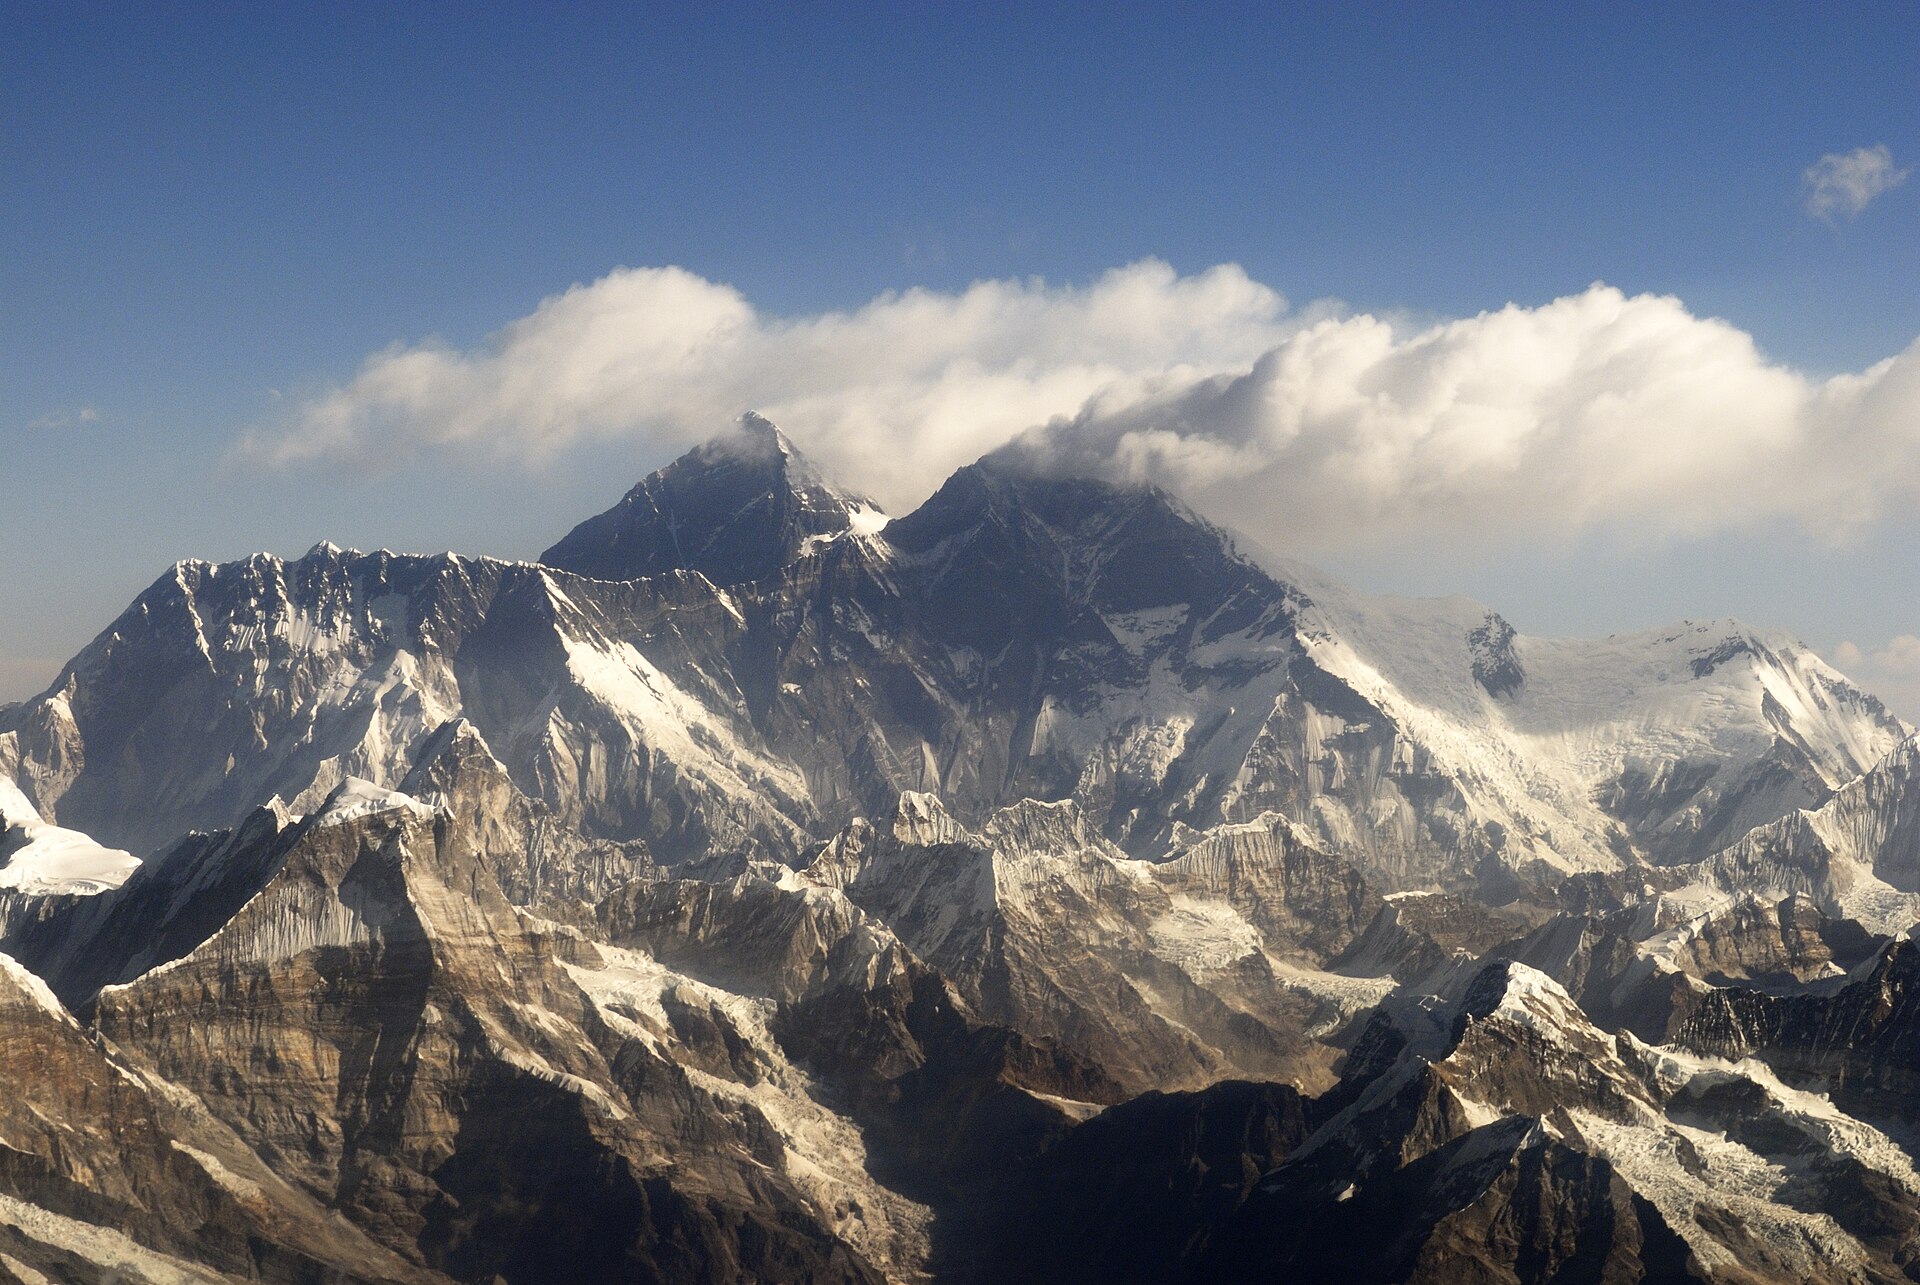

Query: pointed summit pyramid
[540,413,885,585]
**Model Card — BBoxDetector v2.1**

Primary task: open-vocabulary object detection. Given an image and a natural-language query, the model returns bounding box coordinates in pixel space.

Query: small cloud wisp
[1804,144,1910,222]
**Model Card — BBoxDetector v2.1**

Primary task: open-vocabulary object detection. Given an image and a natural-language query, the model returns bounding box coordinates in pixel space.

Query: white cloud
[240,261,1295,510]
[1804,144,1909,222]
[1833,636,1920,722]
[1008,285,1920,555]
[247,262,1920,561]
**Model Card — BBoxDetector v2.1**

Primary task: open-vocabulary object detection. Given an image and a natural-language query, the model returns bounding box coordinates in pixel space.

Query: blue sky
[4,3,1920,707]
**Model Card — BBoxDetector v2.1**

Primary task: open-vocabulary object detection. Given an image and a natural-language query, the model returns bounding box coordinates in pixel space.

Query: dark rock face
[772,965,1124,1194]
[1468,611,1525,698]
[979,1080,1314,1285]
[726,458,1352,867]
[1213,1118,1701,1284]
[542,413,882,586]
[1657,892,1882,987]
[1679,938,1920,1120]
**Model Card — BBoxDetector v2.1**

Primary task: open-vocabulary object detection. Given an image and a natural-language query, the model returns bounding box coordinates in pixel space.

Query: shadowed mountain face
[542,413,886,586]
[0,419,1918,1280]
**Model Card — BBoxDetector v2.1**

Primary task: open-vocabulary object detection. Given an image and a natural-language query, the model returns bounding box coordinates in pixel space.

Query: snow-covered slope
[1274,558,1908,873]
[0,419,1905,897]
[0,774,137,895]
[1676,731,1920,933]
[0,543,811,860]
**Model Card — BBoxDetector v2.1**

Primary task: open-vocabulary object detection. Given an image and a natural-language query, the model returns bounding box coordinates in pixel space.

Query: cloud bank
[248,261,1920,558]
[1804,144,1910,221]
[1005,285,1920,552]
[243,261,1296,509]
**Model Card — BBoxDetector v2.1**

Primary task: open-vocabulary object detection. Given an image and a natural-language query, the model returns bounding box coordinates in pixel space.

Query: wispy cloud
[1804,144,1909,222]
[25,405,100,432]
[243,262,1920,560]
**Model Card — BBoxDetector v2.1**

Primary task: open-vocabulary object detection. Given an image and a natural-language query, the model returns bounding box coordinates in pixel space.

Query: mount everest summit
[2,413,1920,1281]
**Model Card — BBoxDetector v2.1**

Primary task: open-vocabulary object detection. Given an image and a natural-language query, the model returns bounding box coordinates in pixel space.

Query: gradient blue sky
[5,3,1920,706]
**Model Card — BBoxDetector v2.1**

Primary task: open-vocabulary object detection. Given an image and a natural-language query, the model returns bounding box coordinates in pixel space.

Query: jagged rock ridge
[2,420,1902,896]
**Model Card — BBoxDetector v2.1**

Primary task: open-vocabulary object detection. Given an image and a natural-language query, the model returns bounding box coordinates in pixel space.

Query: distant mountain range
[1,414,1917,1281]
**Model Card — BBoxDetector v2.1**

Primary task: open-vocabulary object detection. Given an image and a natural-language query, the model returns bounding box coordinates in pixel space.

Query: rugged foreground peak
[0,781,922,1281]
[1058,949,1920,1283]
[541,412,887,586]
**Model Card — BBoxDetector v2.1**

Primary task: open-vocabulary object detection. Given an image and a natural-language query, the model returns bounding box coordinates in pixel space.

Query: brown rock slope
[85,783,886,1283]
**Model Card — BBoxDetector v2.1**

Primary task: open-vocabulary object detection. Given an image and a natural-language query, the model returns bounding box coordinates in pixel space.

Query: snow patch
[0,1189,226,1283]
[0,778,37,826]
[169,1141,264,1202]
[1147,896,1261,975]
[0,779,139,895]
[0,823,139,895]
[1570,1106,1873,1276]
[312,777,436,828]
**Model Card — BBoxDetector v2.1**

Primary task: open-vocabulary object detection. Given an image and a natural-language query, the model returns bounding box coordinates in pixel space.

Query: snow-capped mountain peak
[0,426,1908,896]
[540,411,887,586]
